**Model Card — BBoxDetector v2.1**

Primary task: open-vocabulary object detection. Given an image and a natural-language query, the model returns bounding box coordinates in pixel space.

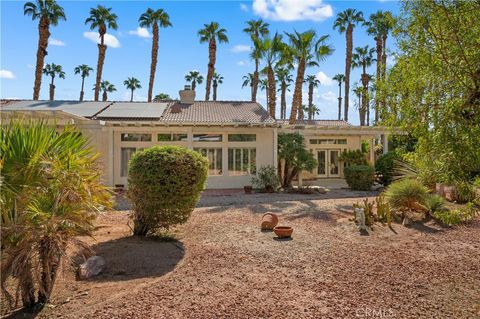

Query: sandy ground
[3,191,480,319]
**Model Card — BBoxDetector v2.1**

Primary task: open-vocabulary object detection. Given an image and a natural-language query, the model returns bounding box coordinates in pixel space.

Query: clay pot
[273,226,293,238]
[244,186,253,194]
[261,213,278,230]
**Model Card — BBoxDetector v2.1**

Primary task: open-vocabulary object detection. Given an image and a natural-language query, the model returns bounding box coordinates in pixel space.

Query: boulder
[77,256,105,280]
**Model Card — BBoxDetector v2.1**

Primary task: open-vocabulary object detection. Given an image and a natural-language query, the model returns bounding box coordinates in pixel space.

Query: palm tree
[185,71,204,91]
[85,5,118,102]
[242,73,254,98]
[353,85,362,120]
[198,22,228,100]
[305,75,320,120]
[333,8,364,122]
[276,67,293,120]
[285,30,333,124]
[99,80,116,102]
[332,74,345,120]
[153,93,171,101]
[259,78,269,106]
[139,8,172,103]
[212,72,223,101]
[42,63,65,101]
[352,45,375,126]
[255,33,284,118]
[243,19,269,102]
[311,104,320,120]
[123,77,142,102]
[24,0,66,100]
[74,64,93,101]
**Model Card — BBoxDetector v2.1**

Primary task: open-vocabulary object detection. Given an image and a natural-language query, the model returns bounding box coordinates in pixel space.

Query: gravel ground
[6,193,480,319]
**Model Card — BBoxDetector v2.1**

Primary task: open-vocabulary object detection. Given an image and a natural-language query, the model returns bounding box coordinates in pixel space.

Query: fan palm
[85,5,118,101]
[276,67,293,120]
[74,64,93,101]
[198,22,228,100]
[311,104,320,120]
[99,80,116,102]
[333,8,364,122]
[332,74,345,120]
[353,85,363,114]
[153,93,171,101]
[123,77,142,102]
[42,63,65,101]
[241,73,254,98]
[243,19,269,102]
[0,120,111,309]
[259,78,269,106]
[352,45,375,126]
[285,30,333,124]
[139,8,172,102]
[212,72,223,101]
[305,75,320,120]
[185,71,204,91]
[24,0,66,100]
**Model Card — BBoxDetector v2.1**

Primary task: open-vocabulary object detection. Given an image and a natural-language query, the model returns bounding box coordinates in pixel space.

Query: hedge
[344,165,375,191]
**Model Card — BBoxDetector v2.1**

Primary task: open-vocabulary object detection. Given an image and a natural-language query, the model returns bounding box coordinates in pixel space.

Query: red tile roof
[276,119,351,126]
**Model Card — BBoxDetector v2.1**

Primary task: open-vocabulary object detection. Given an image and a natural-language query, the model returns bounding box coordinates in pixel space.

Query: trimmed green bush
[344,165,375,190]
[128,146,208,236]
[375,151,400,186]
[339,150,368,166]
[384,179,429,212]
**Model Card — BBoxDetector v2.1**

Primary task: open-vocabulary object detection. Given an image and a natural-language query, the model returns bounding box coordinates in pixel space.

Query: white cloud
[253,0,333,21]
[316,71,334,86]
[0,69,15,79]
[320,91,337,103]
[49,38,65,46]
[83,31,120,48]
[237,60,249,66]
[231,44,251,53]
[128,27,151,39]
[240,3,249,12]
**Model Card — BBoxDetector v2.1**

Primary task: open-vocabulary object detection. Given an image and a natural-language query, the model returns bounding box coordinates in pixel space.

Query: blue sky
[0,0,400,124]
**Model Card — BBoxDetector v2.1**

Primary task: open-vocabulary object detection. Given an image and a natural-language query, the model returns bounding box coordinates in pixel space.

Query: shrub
[339,149,368,166]
[424,194,446,213]
[251,165,280,192]
[433,203,478,226]
[384,179,429,212]
[344,165,375,190]
[128,146,208,236]
[455,181,477,204]
[278,133,316,188]
[375,151,401,186]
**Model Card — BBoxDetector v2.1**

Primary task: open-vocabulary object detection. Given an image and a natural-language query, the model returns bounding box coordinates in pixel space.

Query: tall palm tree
[212,72,223,101]
[198,22,228,101]
[85,5,118,102]
[332,74,345,120]
[123,77,142,102]
[42,63,65,101]
[243,19,269,102]
[285,30,333,124]
[99,80,116,102]
[311,104,320,120]
[305,75,320,120]
[154,93,171,101]
[380,12,395,80]
[185,71,203,91]
[333,9,364,122]
[255,33,284,118]
[24,0,66,100]
[74,64,93,101]
[352,45,375,126]
[139,8,172,103]
[242,72,254,98]
[276,67,293,120]
[353,85,363,120]
[259,78,269,106]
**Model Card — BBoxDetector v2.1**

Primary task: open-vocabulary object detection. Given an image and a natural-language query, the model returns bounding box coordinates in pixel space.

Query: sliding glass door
[316,149,341,178]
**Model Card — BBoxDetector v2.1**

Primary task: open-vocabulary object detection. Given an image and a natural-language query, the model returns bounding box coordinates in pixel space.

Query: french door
[316,149,341,178]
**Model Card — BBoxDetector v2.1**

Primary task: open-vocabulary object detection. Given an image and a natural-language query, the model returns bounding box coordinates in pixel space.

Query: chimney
[179,85,195,104]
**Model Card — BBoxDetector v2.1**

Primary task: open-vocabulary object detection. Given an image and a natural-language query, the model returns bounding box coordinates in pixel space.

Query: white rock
[77,256,105,280]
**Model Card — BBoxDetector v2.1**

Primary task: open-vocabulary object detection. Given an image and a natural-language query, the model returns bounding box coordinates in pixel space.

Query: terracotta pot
[273,226,293,238]
[244,186,253,194]
[261,213,278,230]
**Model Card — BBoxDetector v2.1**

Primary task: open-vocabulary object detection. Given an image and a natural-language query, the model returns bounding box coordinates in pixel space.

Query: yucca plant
[424,194,446,214]
[0,120,111,310]
[384,179,429,212]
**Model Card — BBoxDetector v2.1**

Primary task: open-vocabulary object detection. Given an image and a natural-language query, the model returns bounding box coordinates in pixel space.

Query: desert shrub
[344,165,375,190]
[424,194,446,214]
[455,181,477,204]
[278,133,316,188]
[384,179,429,212]
[128,146,208,236]
[433,203,478,226]
[473,176,480,188]
[375,151,401,186]
[339,149,368,166]
[251,165,280,192]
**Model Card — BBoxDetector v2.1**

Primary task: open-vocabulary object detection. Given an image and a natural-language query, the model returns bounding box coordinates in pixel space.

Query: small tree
[128,146,208,236]
[278,133,316,188]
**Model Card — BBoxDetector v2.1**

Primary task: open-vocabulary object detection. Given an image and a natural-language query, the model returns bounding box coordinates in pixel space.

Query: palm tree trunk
[360,73,369,126]
[205,39,216,101]
[94,34,107,102]
[33,17,50,100]
[380,34,388,121]
[367,100,370,126]
[38,238,63,305]
[80,76,85,101]
[375,36,383,124]
[147,23,159,103]
[344,25,353,122]
[290,59,305,124]
[281,81,286,119]
[337,82,342,120]
[252,60,259,102]
[267,66,276,118]
[20,263,36,309]
[192,80,196,91]
[130,89,134,102]
[308,83,314,120]
[49,76,55,101]
[213,83,217,101]
[102,91,107,102]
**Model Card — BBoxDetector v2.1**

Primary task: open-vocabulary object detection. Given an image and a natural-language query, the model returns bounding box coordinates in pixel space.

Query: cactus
[376,195,392,227]
[362,198,375,226]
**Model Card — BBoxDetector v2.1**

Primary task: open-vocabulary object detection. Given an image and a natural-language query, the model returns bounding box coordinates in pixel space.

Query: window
[194,148,222,175]
[121,133,152,142]
[193,134,222,142]
[157,133,188,141]
[228,134,256,142]
[228,148,256,176]
[120,148,136,177]
[309,139,347,145]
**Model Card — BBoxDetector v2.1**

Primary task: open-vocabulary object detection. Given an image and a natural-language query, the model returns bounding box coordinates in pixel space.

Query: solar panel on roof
[0,100,112,118]
[95,102,169,119]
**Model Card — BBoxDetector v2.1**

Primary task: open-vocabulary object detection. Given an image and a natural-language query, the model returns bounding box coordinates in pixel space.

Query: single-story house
[0,88,391,189]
